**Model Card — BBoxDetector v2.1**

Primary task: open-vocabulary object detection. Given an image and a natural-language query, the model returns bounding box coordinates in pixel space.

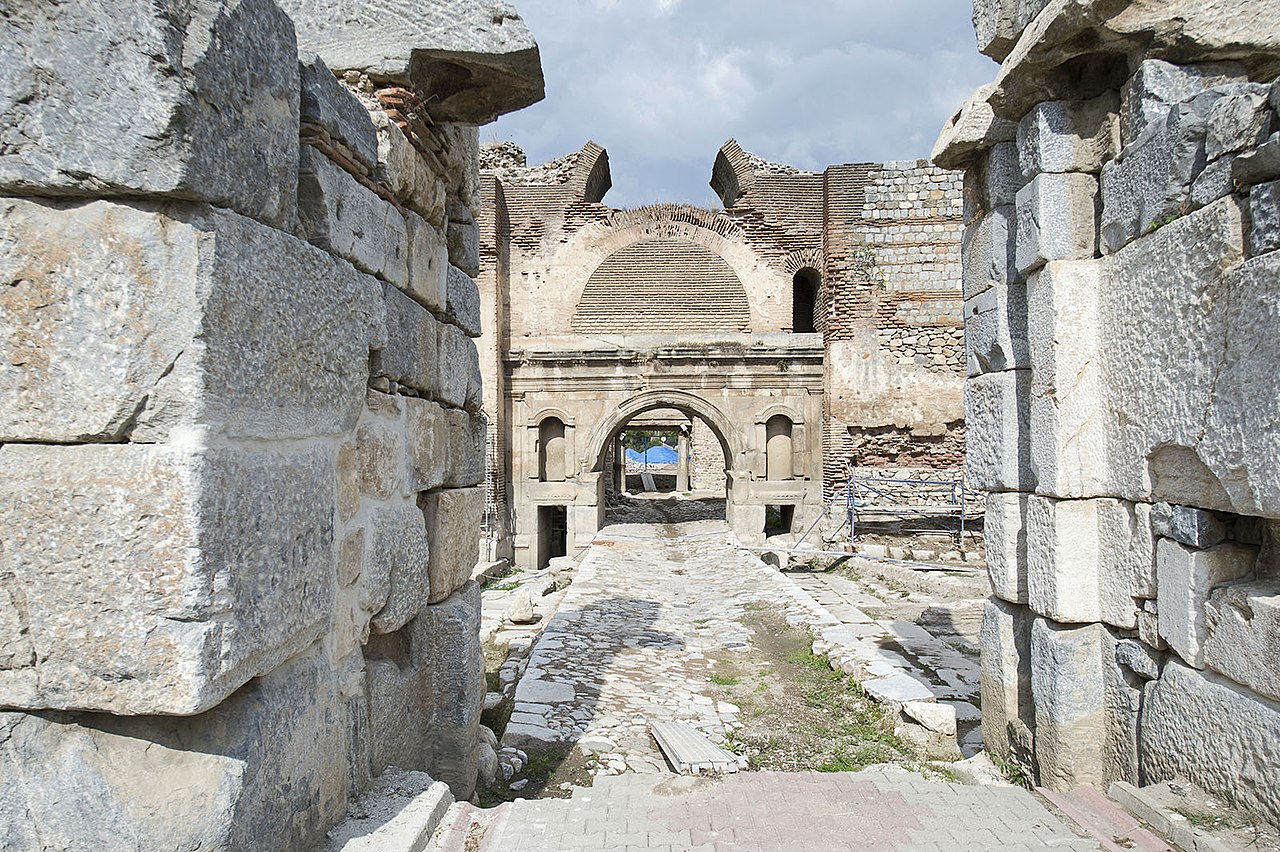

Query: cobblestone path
[485,520,1101,850]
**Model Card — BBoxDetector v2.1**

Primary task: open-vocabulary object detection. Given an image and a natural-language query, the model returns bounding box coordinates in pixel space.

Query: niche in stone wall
[538,416,566,482]
[792,267,819,333]
[766,414,794,481]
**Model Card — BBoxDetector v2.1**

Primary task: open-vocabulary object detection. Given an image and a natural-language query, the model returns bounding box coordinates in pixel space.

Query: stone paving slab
[481,770,1101,851]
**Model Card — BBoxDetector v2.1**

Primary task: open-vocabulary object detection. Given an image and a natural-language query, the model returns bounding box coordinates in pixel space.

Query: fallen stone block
[1203,580,1280,702]
[1156,539,1256,669]
[0,0,298,226]
[446,265,483,338]
[1016,93,1118,177]
[964,280,1029,377]
[322,770,453,852]
[299,147,410,289]
[0,444,336,715]
[421,487,484,605]
[0,199,382,443]
[1015,172,1099,275]
[1140,658,1280,827]
[1030,618,1107,790]
[0,646,347,852]
[279,0,544,124]
[964,369,1034,492]
[299,52,379,173]
[984,492,1030,604]
[903,700,957,736]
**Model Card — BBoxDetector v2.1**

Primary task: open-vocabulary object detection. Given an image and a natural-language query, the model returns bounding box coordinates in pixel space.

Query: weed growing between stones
[478,744,594,807]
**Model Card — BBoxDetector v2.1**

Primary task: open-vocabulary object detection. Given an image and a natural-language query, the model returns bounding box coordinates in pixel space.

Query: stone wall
[937,0,1280,825]
[0,2,542,849]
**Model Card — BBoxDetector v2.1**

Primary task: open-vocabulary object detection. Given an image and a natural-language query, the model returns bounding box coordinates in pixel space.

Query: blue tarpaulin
[624,445,678,464]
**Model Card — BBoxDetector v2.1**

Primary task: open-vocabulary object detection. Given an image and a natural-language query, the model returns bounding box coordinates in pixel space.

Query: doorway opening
[764,504,795,537]
[537,505,567,568]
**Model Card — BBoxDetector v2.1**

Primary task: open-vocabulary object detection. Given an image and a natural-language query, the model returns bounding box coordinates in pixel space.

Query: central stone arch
[582,389,746,475]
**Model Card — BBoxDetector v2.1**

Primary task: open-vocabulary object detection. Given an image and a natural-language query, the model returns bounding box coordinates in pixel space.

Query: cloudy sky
[488,0,997,208]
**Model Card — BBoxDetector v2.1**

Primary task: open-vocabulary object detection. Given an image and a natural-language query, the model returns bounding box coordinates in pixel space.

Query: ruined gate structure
[937,0,1280,826]
[0,1,543,848]
[477,140,968,568]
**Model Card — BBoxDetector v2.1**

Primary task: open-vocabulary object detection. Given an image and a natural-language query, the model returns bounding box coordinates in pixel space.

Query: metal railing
[847,473,970,547]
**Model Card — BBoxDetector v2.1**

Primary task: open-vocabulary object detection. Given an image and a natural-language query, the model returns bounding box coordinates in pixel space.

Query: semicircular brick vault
[571,238,751,334]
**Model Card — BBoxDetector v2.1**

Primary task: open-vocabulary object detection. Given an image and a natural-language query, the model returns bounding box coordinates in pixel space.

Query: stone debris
[649,720,742,776]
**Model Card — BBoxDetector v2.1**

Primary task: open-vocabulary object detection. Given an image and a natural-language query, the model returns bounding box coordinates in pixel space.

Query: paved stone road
[480,519,1104,850]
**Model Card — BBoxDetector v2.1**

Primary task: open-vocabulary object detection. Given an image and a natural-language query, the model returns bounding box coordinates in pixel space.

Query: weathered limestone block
[985,493,1030,604]
[1014,172,1098,275]
[1205,85,1272,162]
[1098,627,1143,785]
[447,213,481,279]
[421,488,484,604]
[1025,260,1108,499]
[963,143,1025,225]
[1141,660,1280,827]
[0,0,298,227]
[438,324,480,410]
[1203,580,1280,702]
[1197,252,1280,516]
[964,281,1029,377]
[446,409,486,489]
[1157,539,1256,669]
[970,0,1051,65]
[962,205,1018,300]
[373,112,447,226]
[417,582,485,800]
[980,599,1035,768]
[300,53,379,172]
[932,84,1017,170]
[446,265,483,338]
[1016,94,1119,177]
[0,647,348,852]
[406,212,449,314]
[1030,618,1107,789]
[1026,496,1154,628]
[321,769,454,852]
[1115,638,1162,681]
[1120,60,1246,149]
[1189,153,1237,211]
[405,397,450,493]
[1151,504,1226,549]
[356,414,407,501]
[965,370,1034,492]
[278,0,544,124]
[1102,199,1253,511]
[1234,132,1280,187]
[1249,180,1280,257]
[0,199,382,443]
[299,148,410,289]
[438,127,484,212]
[373,284,440,396]
[0,443,336,715]
[365,504,433,635]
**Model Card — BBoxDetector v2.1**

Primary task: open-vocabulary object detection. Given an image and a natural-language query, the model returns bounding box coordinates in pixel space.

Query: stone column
[677,428,691,491]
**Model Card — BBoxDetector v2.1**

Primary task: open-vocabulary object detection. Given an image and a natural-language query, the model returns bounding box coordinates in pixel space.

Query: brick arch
[584,390,744,474]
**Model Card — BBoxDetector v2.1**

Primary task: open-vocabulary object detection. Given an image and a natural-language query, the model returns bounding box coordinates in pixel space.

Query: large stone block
[1119,60,1246,149]
[356,414,407,502]
[0,647,347,852]
[0,199,382,443]
[373,111,447,226]
[1156,539,1256,669]
[962,143,1024,223]
[406,212,450,314]
[447,216,482,280]
[1151,504,1227,549]
[964,370,1034,492]
[1098,626,1143,786]
[0,0,299,227]
[962,207,1014,300]
[964,281,1029,377]
[1026,496,1154,628]
[1203,580,1280,702]
[0,444,336,715]
[299,148,410,289]
[446,409,487,489]
[421,488,484,604]
[1014,172,1098,275]
[980,600,1035,766]
[416,582,485,800]
[1016,94,1118,177]
[1030,618,1107,790]
[438,324,480,410]
[1249,179,1280,257]
[299,52,379,172]
[1205,85,1272,162]
[985,493,1029,604]
[405,397,450,493]
[446,265,483,338]
[277,0,544,124]
[365,504,433,636]
[931,84,1017,170]
[373,284,440,396]
[1141,659,1280,827]
[1025,260,1108,499]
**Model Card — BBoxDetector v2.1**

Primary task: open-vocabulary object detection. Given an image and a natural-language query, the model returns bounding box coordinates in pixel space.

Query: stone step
[649,720,741,775]
[1038,784,1174,852]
